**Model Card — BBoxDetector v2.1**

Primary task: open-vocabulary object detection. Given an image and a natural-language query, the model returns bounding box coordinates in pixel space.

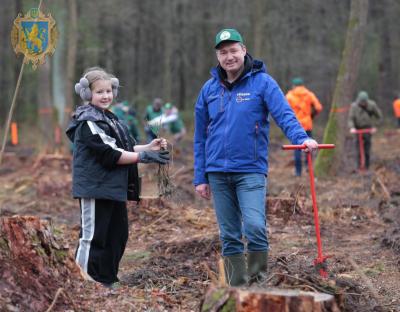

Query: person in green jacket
[348,91,382,170]
[163,102,186,143]
[111,101,141,142]
[144,98,164,143]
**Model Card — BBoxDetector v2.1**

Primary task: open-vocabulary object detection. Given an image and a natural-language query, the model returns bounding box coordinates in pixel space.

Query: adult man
[193,28,318,286]
[144,98,163,142]
[348,91,382,170]
[286,77,323,176]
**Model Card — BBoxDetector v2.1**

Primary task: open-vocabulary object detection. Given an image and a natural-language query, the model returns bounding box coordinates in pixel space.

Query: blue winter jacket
[193,59,309,186]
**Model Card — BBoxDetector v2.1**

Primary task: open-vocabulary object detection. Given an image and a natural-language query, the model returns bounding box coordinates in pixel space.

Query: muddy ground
[0,129,399,312]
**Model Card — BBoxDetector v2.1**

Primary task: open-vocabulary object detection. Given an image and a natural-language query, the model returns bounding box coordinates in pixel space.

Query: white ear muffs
[74,77,92,101]
[111,77,119,98]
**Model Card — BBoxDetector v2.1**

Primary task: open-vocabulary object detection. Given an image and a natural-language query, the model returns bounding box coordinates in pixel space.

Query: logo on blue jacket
[236,92,251,103]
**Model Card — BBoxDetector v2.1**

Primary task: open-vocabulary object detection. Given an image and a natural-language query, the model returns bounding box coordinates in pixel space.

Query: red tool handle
[352,128,376,134]
[282,143,335,278]
[282,144,335,150]
[306,152,327,278]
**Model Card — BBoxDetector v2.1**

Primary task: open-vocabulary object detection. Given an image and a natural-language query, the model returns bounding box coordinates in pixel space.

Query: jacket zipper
[224,89,230,169]
[103,111,129,150]
[254,122,259,160]
[220,89,225,112]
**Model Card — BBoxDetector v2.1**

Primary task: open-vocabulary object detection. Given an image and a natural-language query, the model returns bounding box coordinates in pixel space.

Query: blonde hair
[75,66,119,104]
[83,67,113,90]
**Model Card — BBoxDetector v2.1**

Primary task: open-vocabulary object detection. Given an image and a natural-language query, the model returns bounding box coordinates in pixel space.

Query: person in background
[111,101,141,142]
[144,98,164,143]
[393,94,400,128]
[146,102,186,144]
[66,67,170,288]
[162,102,186,143]
[193,28,318,287]
[348,91,382,170]
[286,77,323,176]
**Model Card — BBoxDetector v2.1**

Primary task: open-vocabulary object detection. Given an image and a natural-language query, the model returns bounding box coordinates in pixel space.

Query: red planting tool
[282,143,335,278]
[351,128,376,171]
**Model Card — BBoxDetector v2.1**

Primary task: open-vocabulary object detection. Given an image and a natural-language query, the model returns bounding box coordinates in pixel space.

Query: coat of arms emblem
[11,8,58,69]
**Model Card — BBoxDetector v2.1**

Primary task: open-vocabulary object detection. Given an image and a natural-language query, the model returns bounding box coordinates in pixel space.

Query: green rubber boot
[248,251,268,285]
[224,254,248,287]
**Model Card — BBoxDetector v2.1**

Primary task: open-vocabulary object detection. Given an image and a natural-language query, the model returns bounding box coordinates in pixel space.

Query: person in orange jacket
[393,96,400,128]
[286,77,323,176]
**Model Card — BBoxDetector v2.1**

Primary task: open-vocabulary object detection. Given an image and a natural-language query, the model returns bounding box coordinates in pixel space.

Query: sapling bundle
[148,117,175,197]
[157,154,175,197]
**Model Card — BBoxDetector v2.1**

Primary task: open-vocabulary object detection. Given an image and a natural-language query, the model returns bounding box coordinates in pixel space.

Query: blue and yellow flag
[11,8,57,69]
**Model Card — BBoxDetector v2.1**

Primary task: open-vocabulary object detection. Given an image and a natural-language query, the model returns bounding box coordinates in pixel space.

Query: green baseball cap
[215,28,243,48]
[292,77,304,86]
[357,91,369,102]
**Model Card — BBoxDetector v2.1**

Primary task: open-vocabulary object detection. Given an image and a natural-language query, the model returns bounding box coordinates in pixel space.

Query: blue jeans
[208,172,268,256]
[294,130,312,176]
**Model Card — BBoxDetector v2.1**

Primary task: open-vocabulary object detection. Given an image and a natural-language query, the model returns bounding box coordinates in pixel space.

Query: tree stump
[267,196,307,224]
[201,286,340,312]
[0,216,81,311]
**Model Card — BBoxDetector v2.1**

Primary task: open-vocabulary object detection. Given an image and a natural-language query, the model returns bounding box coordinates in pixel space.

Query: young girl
[66,67,169,287]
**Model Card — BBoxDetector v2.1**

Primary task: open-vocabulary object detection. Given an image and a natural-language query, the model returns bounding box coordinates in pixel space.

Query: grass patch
[122,250,152,263]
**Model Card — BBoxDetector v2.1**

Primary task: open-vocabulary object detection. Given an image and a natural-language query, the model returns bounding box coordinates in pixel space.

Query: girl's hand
[149,138,168,151]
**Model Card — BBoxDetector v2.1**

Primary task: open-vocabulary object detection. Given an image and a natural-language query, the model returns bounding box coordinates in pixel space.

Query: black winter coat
[66,104,140,202]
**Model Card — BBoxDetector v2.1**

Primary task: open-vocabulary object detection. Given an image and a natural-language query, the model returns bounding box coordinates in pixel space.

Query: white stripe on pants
[76,198,95,273]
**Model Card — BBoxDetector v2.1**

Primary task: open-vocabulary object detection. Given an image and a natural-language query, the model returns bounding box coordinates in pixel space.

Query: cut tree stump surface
[201,286,340,312]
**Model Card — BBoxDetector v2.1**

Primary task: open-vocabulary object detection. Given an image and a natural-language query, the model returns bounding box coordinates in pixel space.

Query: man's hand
[371,127,377,134]
[302,139,318,153]
[138,150,170,164]
[195,184,211,200]
[350,128,357,134]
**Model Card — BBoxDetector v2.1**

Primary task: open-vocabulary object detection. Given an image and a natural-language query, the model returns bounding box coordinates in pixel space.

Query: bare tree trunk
[38,0,54,150]
[14,0,23,86]
[251,0,266,58]
[132,0,142,97]
[377,2,393,116]
[0,1,18,122]
[38,60,54,152]
[52,1,67,126]
[163,2,173,103]
[176,2,186,110]
[315,0,369,176]
[63,0,77,148]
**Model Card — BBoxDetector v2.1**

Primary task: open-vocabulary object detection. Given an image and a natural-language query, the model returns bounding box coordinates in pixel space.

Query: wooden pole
[0,61,25,165]
[0,0,43,166]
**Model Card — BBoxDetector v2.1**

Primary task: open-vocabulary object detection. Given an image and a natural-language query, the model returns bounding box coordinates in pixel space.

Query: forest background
[1,0,399,146]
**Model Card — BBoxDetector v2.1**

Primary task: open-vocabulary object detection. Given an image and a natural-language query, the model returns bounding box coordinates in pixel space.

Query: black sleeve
[78,121,123,169]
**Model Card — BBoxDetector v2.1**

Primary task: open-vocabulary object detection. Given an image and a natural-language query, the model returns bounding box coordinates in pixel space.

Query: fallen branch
[375,175,391,201]
[139,211,169,234]
[45,288,64,312]
[201,261,219,286]
[266,272,333,294]
[170,165,186,178]
[293,183,305,215]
